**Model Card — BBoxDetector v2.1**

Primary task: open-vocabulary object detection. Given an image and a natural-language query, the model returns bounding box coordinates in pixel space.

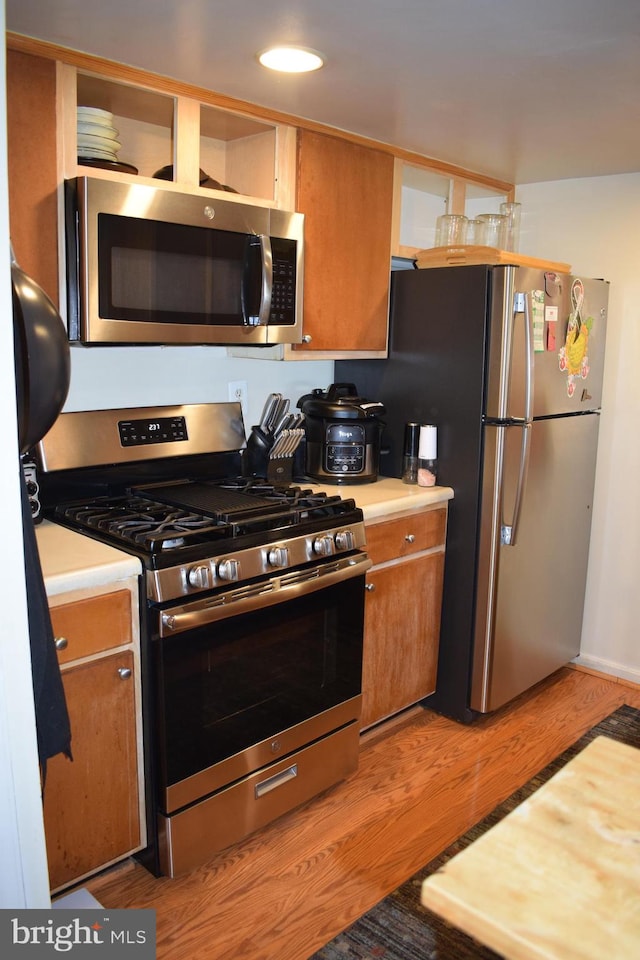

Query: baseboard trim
[570,656,640,689]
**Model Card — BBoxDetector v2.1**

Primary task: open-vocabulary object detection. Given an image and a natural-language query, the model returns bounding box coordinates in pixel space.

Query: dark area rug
[310,704,640,960]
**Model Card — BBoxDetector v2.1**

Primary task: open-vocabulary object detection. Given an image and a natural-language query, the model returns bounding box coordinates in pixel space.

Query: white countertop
[306,476,453,521]
[35,520,141,597]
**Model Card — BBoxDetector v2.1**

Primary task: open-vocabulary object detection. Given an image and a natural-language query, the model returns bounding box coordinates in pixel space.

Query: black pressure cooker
[297,383,386,484]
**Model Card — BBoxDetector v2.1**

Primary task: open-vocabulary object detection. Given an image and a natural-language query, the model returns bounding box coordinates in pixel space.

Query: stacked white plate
[77,106,122,162]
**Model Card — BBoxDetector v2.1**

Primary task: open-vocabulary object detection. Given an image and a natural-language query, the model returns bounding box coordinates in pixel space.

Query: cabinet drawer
[50,590,132,664]
[365,507,446,566]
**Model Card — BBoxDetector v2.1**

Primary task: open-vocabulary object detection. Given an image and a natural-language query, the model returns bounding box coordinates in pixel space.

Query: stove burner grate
[52,479,359,558]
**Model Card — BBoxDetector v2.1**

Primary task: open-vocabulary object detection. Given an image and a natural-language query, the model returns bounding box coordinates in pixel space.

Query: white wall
[64,346,335,432]
[517,174,640,682]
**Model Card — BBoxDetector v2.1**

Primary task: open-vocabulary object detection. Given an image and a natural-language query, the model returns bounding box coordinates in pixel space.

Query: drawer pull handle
[117,667,132,680]
[54,636,68,651]
[255,764,298,798]
[405,534,415,543]
[365,583,375,592]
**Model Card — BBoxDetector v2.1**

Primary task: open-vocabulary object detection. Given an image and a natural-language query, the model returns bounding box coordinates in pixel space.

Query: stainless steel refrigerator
[337,264,609,722]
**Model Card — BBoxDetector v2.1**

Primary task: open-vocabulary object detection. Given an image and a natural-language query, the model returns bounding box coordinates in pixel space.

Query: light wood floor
[86,666,640,960]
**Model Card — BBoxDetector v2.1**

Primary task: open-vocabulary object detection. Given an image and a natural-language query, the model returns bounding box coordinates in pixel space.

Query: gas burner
[50,476,363,573]
[115,511,221,550]
[55,495,234,554]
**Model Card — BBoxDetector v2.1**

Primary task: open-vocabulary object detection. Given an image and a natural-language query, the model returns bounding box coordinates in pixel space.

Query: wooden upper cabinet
[6,50,59,306]
[293,130,394,355]
[5,38,513,355]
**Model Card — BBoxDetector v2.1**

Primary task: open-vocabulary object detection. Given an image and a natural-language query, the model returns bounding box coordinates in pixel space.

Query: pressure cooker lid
[297,382,386,420]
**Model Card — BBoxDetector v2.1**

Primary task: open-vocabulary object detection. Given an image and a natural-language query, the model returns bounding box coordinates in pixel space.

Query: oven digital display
[118,416,188,446]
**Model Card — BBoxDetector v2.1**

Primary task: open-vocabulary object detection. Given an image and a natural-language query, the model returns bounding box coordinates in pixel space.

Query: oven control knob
[268,546,290,568]
[187,564,211,589]
[218,558,241,581]
[334,529,355,552]
[313,534,335,557]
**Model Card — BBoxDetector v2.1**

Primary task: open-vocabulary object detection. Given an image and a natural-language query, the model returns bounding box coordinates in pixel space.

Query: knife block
[267,458,294,485]
[244,426,271,478]
[244,426,307,484]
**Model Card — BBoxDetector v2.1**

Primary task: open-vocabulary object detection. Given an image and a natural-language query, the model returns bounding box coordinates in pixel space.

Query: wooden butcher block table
[421,736,640,960]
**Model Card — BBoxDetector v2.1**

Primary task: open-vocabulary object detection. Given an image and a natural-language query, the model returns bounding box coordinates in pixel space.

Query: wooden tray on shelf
[415,245,571,273]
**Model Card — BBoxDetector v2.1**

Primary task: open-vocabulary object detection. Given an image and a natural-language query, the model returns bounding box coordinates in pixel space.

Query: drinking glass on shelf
[434,214,467,247]
[477,213,507,249]
[500,201,522,252]
[465,218,485,246]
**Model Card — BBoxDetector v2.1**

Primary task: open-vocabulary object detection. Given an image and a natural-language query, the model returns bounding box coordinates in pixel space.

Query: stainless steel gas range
[36,402,371,877]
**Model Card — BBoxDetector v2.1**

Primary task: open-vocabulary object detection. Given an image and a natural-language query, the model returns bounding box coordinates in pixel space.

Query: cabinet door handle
[117,667,132,680]
[405,534,415,543]
[54,636,68,651]
[365,583,375,592]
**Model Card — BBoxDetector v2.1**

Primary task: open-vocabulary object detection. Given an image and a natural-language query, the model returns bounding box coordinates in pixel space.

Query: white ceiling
[6,0,640,185]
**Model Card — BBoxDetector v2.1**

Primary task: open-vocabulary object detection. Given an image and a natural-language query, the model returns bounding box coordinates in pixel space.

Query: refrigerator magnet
[546,305,558,351]
[558,278,592,396]
[547,321,557,352]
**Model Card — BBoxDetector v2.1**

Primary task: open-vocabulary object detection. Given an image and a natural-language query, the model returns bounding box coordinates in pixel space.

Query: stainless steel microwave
[65,176,304,346]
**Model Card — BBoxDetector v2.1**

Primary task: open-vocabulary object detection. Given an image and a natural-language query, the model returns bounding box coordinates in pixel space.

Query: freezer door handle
[517,290,535,422]
[501,422,531,546]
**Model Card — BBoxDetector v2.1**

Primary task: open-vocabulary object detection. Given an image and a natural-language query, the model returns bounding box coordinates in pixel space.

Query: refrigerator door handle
[513,290,535,422]
[501,422,531,546]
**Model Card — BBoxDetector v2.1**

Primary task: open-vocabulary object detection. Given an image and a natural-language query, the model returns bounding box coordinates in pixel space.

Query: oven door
[151,555,370,815]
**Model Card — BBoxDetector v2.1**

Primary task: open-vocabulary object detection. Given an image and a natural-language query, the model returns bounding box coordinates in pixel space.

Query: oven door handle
[159,553,372,637]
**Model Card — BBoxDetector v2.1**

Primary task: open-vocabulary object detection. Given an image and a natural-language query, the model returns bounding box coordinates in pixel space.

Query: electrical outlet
[228,380,248,419]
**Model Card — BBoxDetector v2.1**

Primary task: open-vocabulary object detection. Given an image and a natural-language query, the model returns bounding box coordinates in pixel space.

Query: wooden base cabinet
[44,585,145,892]
[361,507,446,730]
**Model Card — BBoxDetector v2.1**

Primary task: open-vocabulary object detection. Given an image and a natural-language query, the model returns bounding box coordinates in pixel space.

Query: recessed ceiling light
[258,46,325,74]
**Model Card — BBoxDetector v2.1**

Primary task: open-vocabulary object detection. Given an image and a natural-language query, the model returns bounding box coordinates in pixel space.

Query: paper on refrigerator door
[532,289,545,352]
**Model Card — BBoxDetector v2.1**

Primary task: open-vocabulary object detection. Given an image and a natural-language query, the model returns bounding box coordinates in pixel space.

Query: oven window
[154,576,364,790]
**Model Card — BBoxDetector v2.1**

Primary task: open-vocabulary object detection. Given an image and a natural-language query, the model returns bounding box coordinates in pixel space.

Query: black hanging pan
[11,246,70,454]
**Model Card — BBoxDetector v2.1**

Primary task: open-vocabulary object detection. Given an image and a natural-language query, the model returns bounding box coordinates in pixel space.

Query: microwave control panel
[269,238,297,325]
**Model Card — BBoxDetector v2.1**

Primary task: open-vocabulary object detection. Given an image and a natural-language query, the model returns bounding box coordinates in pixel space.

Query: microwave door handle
[244,234,273,326]
[257,234,273,326]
